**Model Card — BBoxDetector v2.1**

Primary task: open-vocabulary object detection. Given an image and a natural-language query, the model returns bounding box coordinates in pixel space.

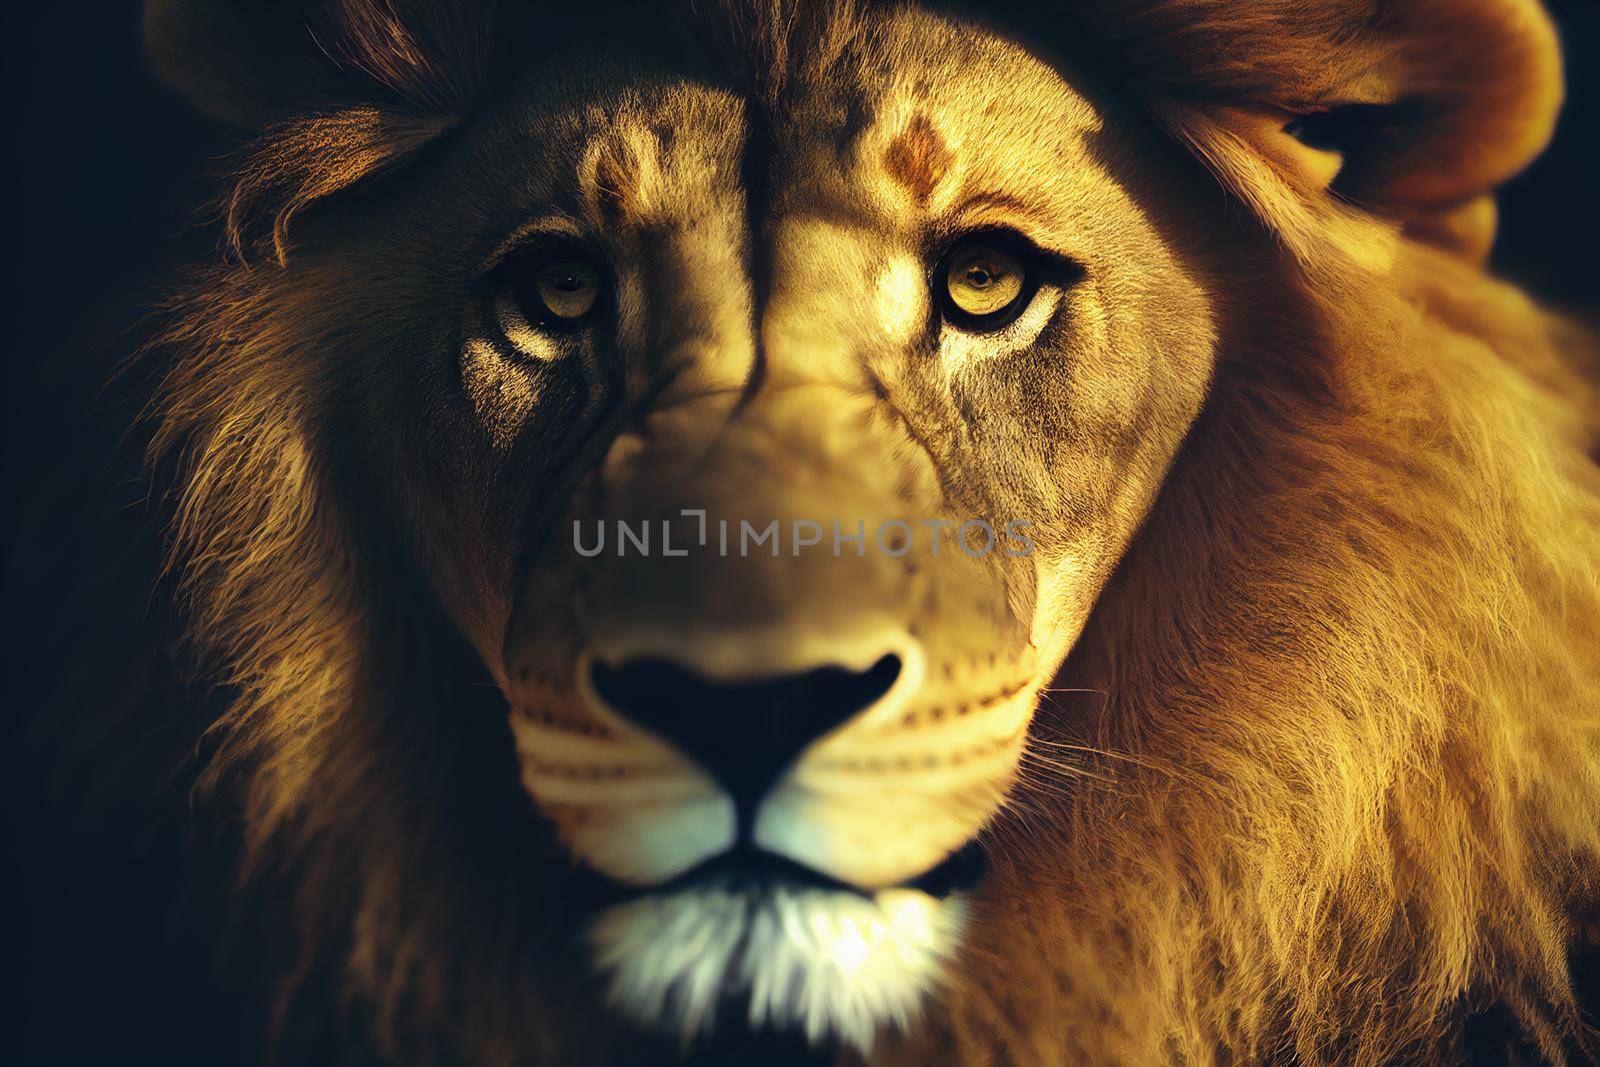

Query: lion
[120,0,1600,1063]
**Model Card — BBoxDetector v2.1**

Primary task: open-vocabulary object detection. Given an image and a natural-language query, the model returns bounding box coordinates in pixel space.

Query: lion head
[143,0,1600,1063]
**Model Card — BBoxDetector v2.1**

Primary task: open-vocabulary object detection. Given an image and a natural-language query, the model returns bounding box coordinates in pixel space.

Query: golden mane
[895,242,1600,1065]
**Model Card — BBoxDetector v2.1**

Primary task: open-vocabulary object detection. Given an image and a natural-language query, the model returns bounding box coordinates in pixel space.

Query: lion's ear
[143,0,507,128]
[145,0,518,264]
[1072,0,1563,266]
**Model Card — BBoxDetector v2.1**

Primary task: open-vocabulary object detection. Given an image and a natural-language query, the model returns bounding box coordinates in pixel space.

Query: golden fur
[883,244,1600,1065]
[141,0,1600,1063]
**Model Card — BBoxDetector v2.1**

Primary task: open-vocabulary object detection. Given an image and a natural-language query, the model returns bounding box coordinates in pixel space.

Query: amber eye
[938,238,1033,329]
[521,258,601,324]
[486,244,604,331]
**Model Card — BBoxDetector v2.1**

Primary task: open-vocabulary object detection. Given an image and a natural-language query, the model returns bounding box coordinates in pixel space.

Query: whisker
[1029,735,1160,766]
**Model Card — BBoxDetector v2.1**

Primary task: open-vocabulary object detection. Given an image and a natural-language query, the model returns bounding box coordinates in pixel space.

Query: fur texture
[875,243,1600,1067]
[592,885,968,1049]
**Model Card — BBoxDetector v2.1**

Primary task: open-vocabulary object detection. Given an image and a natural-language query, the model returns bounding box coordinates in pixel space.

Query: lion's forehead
[514,19,1108,248]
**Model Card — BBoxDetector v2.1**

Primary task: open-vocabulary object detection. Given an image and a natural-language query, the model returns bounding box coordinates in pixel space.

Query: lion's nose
[588,651,903,820]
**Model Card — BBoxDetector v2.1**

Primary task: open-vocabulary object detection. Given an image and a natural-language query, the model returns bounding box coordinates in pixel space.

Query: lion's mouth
[515,615,1025,1046]
[610,837,989,903]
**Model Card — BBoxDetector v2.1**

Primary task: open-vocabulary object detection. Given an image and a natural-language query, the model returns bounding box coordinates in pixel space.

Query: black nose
[589,653,902,822]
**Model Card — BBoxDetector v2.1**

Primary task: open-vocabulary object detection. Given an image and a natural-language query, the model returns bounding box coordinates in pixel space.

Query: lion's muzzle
[505,384,1036,900]
[586,651,906,830]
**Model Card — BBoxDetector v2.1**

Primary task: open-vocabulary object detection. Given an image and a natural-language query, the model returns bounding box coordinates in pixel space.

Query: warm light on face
[875,254,928,344]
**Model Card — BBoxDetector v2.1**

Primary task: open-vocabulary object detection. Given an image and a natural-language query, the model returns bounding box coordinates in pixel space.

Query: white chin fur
[589,884,968,1052]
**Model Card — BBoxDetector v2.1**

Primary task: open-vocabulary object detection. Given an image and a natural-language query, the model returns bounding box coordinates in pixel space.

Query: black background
[9,3,1599,1065]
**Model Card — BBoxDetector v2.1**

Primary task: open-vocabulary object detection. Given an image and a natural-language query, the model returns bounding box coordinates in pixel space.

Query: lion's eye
[939,239,1032,329]
[513,257,602,326]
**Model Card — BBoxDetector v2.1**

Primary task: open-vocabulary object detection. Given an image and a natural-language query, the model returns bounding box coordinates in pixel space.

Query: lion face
[340,8,1214,1043]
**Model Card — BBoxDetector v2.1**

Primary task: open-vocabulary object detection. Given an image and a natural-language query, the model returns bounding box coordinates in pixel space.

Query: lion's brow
[881,113,953,206]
